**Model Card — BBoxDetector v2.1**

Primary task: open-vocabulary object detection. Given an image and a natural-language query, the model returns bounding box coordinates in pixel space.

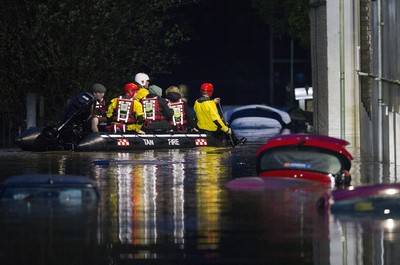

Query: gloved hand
[137,115,144,125]
[223,127,232,134]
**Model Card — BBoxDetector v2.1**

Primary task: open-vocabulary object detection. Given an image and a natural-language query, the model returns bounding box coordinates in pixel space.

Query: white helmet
[134,73,150,87]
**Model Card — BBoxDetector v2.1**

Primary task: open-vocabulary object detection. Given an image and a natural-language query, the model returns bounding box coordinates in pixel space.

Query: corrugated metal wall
[370,1,400,113]
[367,0,400,163]
[381,1,400,113]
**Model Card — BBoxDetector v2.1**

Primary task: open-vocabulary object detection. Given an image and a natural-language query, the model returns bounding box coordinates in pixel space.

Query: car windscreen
[0,187,98,202]
[257,146,344,175]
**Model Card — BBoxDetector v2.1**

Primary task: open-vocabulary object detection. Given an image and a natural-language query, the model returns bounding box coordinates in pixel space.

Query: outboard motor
[57,92,95,131]
[15,92,95,151]
[49,92,96,149]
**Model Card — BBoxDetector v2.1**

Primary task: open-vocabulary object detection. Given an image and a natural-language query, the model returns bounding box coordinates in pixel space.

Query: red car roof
[256,134,353,161]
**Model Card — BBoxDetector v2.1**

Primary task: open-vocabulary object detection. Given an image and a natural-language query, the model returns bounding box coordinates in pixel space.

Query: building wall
[310,0,328,135]
[310,0,360,145]
[311,0,400,164]
[362,0,400,163]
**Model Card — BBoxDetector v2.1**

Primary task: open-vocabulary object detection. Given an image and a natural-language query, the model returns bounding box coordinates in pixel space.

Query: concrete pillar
[310,0,360,144]
[310,1,328,135]
[26,92,37,128]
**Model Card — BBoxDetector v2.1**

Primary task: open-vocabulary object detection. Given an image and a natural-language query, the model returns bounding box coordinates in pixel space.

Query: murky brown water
[0,140,399,265]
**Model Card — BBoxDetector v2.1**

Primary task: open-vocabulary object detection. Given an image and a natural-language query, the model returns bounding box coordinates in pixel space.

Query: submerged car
[223,104,291,130]
[256,134,353,187]
[0,174,99,204]
[0,174,100,259]
[317,183,400,217]
[225,133,353,191]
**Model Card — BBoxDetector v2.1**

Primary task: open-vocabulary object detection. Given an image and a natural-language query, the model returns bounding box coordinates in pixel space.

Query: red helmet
[124,83,139,98]
[200,83,214,97]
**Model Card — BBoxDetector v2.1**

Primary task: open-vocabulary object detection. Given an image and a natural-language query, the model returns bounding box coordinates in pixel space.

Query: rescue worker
[141,85,174,133]
[134,72,150,102]
[40,83,107,147]
[193,83,246,146]
[106,83,145,134]
[165,86,197,132]
[90,83,107,132]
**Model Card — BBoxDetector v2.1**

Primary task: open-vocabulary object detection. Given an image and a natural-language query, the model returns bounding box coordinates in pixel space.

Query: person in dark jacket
[90,84,107,132]
[165,86,197,132]
[141,85,174,133]
[41,83,107,147]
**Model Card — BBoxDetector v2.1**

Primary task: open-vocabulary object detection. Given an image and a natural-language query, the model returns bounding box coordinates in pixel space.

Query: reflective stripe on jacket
[93,99,107,117]
[107,97,144,124]
[169,99,187,126]
[142,96,166,121]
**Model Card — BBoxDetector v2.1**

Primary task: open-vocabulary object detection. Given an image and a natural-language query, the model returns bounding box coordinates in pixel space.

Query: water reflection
[225,185,331,264]
[1,143,400,264]
[101,151,161,259]
[332,215,400,265]
[195,148,230,251]
[96,148,233,261]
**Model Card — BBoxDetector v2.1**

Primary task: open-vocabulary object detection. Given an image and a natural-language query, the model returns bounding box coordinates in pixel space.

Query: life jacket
[111,97,136,124]
[141,96,166,125]
[93,99,107,117]
[169,99,187,132]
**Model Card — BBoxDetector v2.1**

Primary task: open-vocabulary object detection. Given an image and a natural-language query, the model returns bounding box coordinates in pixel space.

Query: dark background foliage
[0,0,310,146]
[1,0,197,118]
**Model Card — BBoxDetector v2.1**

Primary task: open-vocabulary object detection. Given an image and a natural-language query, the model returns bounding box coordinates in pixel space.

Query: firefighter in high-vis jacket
[134,72,150,102]
[165,86,197,132]
[194,83,246,146]
[141,85,174,133]
[106,83,145,134]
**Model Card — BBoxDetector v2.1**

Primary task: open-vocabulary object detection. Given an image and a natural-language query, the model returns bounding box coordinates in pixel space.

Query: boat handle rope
[102,130,206,142]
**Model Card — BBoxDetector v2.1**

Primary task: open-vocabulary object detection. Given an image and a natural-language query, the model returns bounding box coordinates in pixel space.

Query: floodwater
[0,136,400,265]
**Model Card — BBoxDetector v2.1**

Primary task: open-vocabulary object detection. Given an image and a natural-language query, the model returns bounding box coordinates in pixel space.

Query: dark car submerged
[0,174,99,210]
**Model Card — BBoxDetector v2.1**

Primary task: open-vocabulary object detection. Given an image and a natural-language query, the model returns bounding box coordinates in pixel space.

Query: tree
[0,0,199,130]
[250,0,310,48]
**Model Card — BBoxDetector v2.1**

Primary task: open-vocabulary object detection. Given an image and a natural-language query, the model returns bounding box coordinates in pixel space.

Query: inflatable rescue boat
[15,126,230,152]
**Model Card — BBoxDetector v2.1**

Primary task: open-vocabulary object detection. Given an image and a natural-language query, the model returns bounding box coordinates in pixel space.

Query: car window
[259,146,343,175]
[1,187,97,201]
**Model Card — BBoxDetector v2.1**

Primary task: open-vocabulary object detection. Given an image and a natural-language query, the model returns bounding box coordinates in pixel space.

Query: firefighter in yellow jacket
[106,83,145,134]
[193,83,246,146]
[134,72,150,102]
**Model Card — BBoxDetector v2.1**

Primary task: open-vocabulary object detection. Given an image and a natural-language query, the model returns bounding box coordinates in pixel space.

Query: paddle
[217,102,235,146]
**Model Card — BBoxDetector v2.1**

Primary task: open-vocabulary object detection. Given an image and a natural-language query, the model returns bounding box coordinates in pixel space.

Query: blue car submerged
[0,174,99,208]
